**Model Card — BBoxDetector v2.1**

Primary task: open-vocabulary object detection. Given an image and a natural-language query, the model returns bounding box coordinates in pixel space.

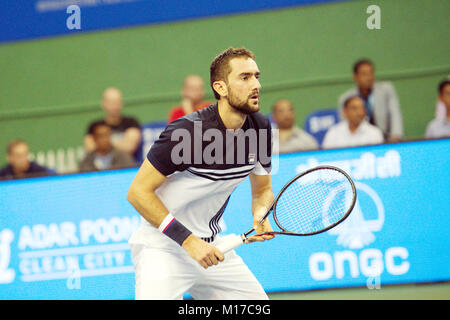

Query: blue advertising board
[0,138,449,299]
[0,0,342,44]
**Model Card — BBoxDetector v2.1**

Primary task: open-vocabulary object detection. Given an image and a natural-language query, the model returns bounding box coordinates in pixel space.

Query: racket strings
[274,169,353,234]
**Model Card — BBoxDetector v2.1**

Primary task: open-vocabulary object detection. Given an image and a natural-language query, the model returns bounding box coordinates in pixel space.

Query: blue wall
[0,138,449,299]
[0,0,341,43]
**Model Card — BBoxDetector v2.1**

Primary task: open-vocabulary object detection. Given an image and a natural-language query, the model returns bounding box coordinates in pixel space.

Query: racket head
[271,165,356,236]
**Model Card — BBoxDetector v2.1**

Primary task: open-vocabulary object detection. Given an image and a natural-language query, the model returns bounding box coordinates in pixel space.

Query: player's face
[7,143,30,174]
[354,63,374,90]
[226,57,261,114]
[344,97,366,126]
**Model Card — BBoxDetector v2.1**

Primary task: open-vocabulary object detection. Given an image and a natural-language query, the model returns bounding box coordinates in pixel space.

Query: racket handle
[215,234,245,253]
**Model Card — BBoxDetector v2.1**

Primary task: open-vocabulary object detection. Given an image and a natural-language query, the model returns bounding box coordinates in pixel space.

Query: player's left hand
[245,218,275,243]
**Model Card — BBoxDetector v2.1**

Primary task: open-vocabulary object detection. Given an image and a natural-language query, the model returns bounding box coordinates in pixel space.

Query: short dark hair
[438,79,450,94]
[353,59,374,74]
[90,121,111,135]
[343,95,363,109]
[7,139,27,154]
[210,47,255,100]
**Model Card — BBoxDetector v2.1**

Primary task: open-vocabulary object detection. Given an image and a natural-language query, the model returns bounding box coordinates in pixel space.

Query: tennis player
[127,47,275,300]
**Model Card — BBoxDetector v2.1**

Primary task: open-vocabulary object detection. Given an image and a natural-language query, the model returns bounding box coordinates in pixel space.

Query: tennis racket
[216,165,357,253]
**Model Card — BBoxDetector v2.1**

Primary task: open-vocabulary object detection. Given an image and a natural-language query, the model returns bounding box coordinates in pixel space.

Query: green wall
[0,0,449,169]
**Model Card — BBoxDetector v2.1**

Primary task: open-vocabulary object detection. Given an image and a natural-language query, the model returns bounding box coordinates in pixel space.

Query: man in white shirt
[338,59,403,142]
[323,95,384,149]
[425,79,450,139]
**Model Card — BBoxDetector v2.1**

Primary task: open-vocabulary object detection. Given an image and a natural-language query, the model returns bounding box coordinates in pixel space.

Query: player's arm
[126,158,224,268]
[246,172,275,243]
[126,158,169,228]
[113,127,142,154]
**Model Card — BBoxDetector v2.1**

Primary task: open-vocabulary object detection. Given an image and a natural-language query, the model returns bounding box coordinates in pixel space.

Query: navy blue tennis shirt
[147,103,272,178]
[128,103,273,243]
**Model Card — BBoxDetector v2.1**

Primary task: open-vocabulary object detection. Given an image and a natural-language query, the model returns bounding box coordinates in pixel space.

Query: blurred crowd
[1,59,449,180]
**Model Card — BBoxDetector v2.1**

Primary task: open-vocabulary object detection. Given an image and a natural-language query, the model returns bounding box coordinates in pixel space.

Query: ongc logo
[309,182,409,281]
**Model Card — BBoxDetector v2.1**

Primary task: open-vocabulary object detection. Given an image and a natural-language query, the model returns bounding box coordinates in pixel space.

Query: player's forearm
[126,186,169,229]
[251,187,274,222]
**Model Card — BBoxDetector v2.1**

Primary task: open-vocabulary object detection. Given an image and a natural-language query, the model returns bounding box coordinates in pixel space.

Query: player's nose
[251,76,261,91]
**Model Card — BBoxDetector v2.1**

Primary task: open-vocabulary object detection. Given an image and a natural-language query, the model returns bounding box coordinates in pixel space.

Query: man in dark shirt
[0,140,53,180]
[84,87,142,162]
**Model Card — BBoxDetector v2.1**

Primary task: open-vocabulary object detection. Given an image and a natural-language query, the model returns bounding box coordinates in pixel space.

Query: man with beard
[127,47,274,299]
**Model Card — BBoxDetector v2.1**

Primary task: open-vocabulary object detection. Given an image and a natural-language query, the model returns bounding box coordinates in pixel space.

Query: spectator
[0,140,53,179]
[84,87,141,162]
[425,79,450,139]
[323,96,384,149]
[338,59,403,142]
[168,75,212,122]
[271,99,318,153]
[434,75,450,120]
[79,123,136,172]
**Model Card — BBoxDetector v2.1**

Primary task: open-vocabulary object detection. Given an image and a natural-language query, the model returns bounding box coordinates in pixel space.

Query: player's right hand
[182,234,224,269]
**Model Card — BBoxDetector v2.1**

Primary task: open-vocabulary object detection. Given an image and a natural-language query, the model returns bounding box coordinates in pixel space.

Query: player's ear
[212,80,228,99]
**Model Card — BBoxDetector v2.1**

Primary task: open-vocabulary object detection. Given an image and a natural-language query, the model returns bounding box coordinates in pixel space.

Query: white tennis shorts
[129,235,268,300]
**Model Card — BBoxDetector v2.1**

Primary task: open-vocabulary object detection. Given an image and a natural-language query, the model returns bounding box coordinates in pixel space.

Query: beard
[227,88,260,115]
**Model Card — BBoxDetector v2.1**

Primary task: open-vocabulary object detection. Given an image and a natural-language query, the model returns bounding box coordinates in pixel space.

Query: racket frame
[243,165,357,239]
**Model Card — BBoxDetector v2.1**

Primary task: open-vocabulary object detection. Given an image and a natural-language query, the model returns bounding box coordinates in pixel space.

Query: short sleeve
[146,118,192,176]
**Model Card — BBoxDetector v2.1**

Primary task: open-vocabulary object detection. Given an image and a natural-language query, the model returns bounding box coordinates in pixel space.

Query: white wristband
[158,213,175,233]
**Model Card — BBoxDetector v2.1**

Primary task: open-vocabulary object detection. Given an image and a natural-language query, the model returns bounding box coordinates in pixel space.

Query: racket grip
[215,234,245,253]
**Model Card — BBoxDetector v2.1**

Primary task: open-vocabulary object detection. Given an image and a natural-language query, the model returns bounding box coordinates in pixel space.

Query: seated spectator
[168,75,212,122]
[435,76,450,120]
[79,123,136,172]
[271,99,319,153]
[425,79,450,139]
[338,59,403,142]
[323,96,384,149]
[84,87,141,162]
[0,140,53,180]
